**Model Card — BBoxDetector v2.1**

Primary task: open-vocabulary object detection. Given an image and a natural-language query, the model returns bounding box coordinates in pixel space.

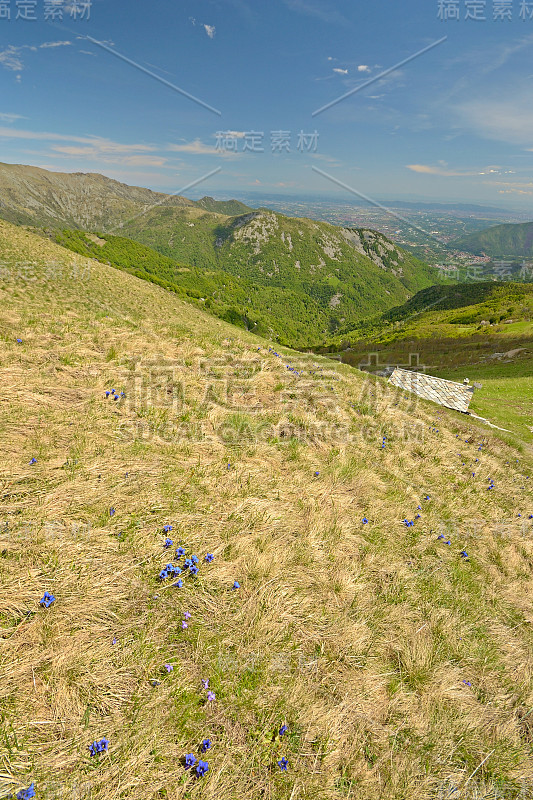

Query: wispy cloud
[357,64,370,73]
[406,163,513,177]
[40,40,72,48]
[333,68,348,75]
[455,91,533,147]
[0,113,26,123]
[204,24,216,38]
[168,139,238,157]
[0,40,71,73]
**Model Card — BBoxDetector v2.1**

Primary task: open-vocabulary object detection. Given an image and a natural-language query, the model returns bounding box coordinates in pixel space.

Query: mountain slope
[49,228,336,346]
[455,220,533,258]
[121,208,439,330]
[0,162,247,229]
[0,219,532,799]
[0,163,441,338]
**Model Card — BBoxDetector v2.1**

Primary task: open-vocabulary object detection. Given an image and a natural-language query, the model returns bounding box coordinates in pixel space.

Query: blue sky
[1,0,533,208]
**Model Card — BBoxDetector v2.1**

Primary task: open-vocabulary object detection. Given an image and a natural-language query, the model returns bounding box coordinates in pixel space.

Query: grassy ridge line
[323,283,533,348]
[0,220,532,799]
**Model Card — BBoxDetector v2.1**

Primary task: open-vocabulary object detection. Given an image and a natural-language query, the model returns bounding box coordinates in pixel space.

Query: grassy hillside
[326,283,533,346]
[0,220,533,799]
[319,283,533,444]
[455,220,533,258]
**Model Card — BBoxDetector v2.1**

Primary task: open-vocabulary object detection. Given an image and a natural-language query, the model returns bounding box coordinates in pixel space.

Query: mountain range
[0,162,440,346]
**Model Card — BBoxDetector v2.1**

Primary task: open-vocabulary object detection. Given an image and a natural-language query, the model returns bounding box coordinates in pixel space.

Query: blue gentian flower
[182,621,188,630]
[112,637,117,645]
[164,664,173,673]
[278,757,289,771]
[207,691,216,702]
[16,784,35,800]
[185,753,196,769]
[462,680,472,687]
[176,547,185,558]
[279,725,288,736]
[29,457,37,465]
[173,579,183,588]
[196,760,209,777]
[201,739,211,753]
[39,591,55,608]
[362,518,368,524]
[158,568,170,581]
[314,471,319,477]
[460,551,468,558]
[109,508,115,516]
[189,565,199,576]
[202,678,209,689]
[16,338,22,343]
[191,555,199,564]
[164,538,173,548]
[183,558,192,569]
[232,581,240,590]
[183,611,191,619]
[205,553,214,562]
[89,737,109,756]
[163,525,173,533]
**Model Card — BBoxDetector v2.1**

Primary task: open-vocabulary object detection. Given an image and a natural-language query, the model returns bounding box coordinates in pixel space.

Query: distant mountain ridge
[0,162,250,229]
[455,220,533,258]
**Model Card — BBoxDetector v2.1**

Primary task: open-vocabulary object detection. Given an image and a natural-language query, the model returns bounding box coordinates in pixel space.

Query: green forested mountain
[50,220,439,347]
[49,230,438,347]
[455,220,533,258]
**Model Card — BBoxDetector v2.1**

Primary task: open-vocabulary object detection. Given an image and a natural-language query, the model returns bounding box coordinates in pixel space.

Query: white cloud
[333,68,348,75]
[0,40,71,73]
[455,93,533,147]
[357,64,370,73]
[0,46,26,72]
[406,163,482,177]
[0,127,157,151]
[213,130,246,139]
[0,113,26,123]
[168,138,237,157]
[40,41,71,48]
[204,24,216,39]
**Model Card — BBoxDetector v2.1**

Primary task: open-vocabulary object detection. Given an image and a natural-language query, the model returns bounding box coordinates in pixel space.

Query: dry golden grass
[0,219,532,799]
